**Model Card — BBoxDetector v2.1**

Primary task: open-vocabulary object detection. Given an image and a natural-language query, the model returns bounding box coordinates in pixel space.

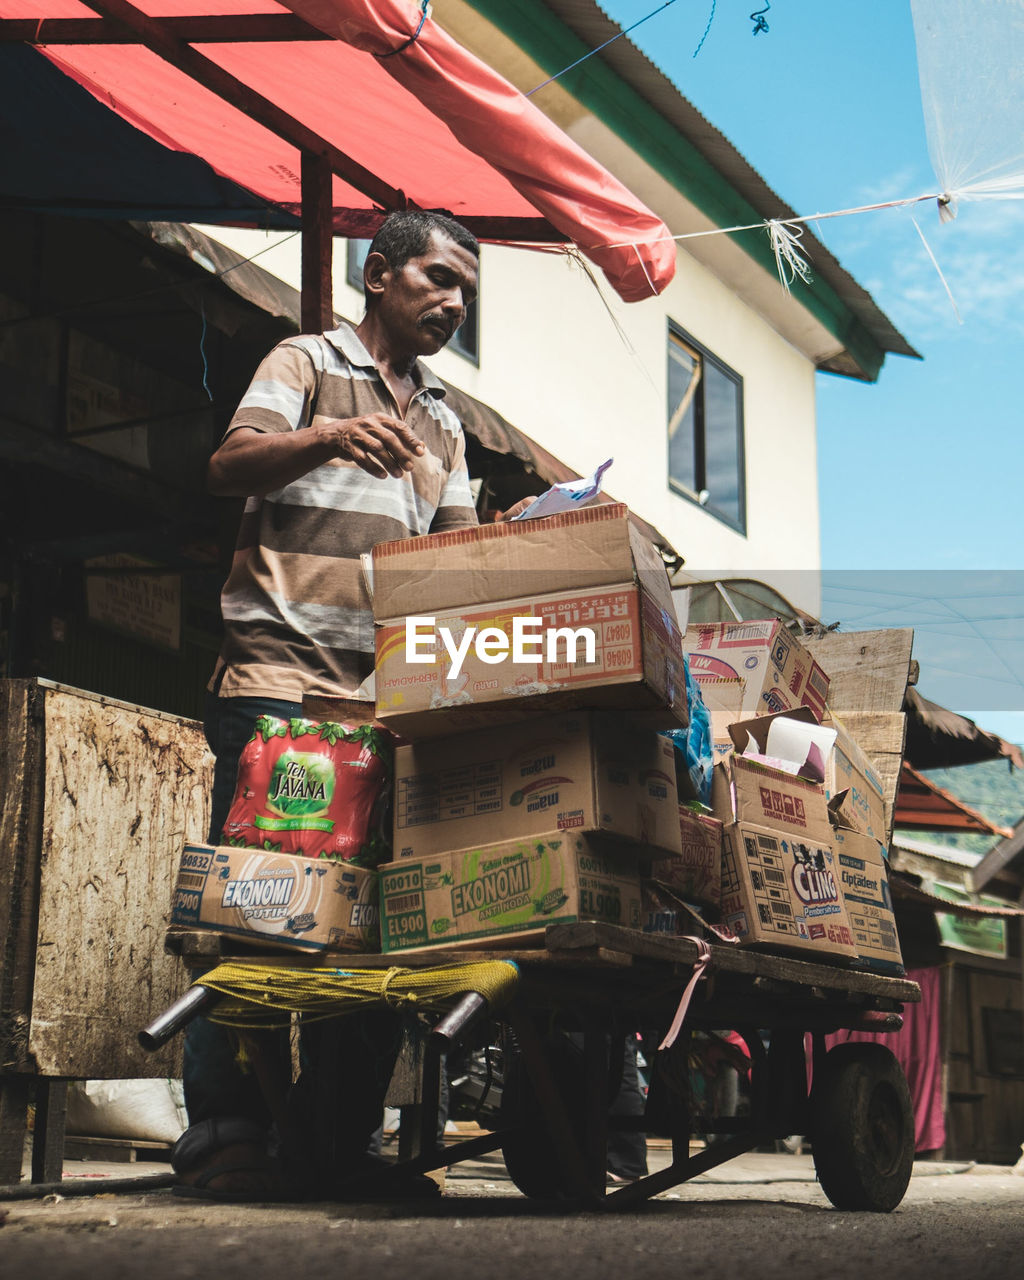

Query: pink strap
[658,937,713,1051]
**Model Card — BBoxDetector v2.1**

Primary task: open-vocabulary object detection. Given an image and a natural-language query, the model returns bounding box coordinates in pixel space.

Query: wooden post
[31,1079,68,1184]
[301,150,334,335]
[0,1076,31,1185]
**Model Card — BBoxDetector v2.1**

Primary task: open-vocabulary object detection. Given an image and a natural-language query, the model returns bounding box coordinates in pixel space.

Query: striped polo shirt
[212,322,477,702]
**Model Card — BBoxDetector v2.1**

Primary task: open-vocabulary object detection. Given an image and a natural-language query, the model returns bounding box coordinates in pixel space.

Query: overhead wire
[820,580,1024,710]
[515,5,961,297]
[525,0,682,97]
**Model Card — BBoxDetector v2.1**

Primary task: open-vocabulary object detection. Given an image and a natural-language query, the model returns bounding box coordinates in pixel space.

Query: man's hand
[318,413,426,480]
[495,496,539,522]
[208,418,427,497]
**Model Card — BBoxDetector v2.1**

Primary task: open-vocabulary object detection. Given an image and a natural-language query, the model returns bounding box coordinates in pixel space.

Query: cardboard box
[719,822,857,961]
[641,905,681,936]
[685,620,830,729]
[711,753,834,842]
[726,705,829,766]
[643,808,723,909]
[641,882,691,936]
[823,713,888,846]
[725,706,887,848]
[379,833,643,953]
[375,581,687,738]
[171,843,379,954]
[393,710,680,860]
[832,827,904,973]
[371,502,677,622]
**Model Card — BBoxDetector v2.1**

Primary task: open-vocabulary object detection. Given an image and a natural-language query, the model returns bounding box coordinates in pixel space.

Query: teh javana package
[222,716,393,867]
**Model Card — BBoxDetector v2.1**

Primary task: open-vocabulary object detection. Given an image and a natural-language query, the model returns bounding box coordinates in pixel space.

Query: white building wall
[196,225,822,617]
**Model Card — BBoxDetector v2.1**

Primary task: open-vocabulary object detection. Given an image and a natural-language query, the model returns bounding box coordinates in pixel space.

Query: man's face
[369,229,479,357]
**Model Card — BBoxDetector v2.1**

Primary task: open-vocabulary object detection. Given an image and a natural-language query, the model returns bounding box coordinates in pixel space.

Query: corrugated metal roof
[542,0,920,365]
[890,871,1024,918]
[891,835,983,866]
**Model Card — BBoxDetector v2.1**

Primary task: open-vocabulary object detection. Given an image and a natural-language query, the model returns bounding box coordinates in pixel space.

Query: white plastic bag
[65,1079,187,1144]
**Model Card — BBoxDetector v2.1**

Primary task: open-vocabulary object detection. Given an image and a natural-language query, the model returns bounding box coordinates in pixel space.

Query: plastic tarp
[904,686,1024,771]
[0,0,675,301]
[911,0,1024,211]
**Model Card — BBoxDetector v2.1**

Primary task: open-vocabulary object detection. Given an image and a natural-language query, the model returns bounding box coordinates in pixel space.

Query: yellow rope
[195,959,520,1030]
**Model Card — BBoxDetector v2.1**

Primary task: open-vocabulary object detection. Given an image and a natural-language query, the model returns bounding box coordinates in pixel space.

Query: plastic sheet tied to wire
[195,959,520,1031]
[911,0,1024,217]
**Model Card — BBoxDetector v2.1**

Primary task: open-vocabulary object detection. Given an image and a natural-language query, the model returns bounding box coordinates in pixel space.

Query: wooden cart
[164,920,921,1212]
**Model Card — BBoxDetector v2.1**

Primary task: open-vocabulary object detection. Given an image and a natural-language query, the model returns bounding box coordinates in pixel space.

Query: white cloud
[820,197,1024,341]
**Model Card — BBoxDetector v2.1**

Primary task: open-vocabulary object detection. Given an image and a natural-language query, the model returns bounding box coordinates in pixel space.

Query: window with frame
[345,237,371,292]
[345,238,479,364]
[667,324,745,533]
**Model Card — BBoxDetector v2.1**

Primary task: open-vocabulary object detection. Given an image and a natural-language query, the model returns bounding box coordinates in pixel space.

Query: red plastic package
[221,716,394,867]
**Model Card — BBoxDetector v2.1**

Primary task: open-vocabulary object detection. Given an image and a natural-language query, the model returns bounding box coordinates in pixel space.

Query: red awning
[0,0,676,302]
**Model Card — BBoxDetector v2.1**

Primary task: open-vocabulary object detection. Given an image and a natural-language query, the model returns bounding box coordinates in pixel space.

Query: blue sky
[600,0,1024,743]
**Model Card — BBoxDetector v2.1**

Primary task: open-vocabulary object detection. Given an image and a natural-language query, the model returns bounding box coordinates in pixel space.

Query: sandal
[172,1117,289,1203]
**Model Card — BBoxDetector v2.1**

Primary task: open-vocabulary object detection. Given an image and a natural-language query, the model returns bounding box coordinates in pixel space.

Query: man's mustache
[419,313,456,337]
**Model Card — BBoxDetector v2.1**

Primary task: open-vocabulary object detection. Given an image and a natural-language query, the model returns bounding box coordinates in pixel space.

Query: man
[202,210,484,838]
[174,210,525,1201]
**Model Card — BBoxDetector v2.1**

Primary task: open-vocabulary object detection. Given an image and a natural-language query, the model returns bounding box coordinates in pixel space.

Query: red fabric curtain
[826,965,945,1154]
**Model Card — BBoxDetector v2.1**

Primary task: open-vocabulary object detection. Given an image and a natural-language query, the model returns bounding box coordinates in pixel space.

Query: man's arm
[209,339,428,497]
[208,415,427,497]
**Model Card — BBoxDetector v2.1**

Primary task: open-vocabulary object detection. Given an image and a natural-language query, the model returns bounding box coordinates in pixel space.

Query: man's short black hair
[364,210,478,306]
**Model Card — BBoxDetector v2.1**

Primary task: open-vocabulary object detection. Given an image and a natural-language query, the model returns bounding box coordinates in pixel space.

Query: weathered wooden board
[803,631,913,847]
[804,629,914,715]
[0,681,44,1073]
[167,923,919,1004]
[28,687,213,1078]
[542,922,921,1001]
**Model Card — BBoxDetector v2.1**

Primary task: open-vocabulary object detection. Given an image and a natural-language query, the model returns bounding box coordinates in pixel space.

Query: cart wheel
[811,1043,914,1212]
[500,1031,615,1200]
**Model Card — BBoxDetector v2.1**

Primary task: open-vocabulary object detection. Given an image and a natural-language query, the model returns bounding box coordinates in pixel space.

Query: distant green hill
[899,755,1024,855]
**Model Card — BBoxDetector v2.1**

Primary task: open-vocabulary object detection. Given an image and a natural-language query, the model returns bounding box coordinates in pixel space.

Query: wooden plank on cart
[801,630,912,846]
[28,684,213,1079]
[543,923,921,1001]
[803,629,914,714]
[168,925,918,1002]
[167,931,636,970]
